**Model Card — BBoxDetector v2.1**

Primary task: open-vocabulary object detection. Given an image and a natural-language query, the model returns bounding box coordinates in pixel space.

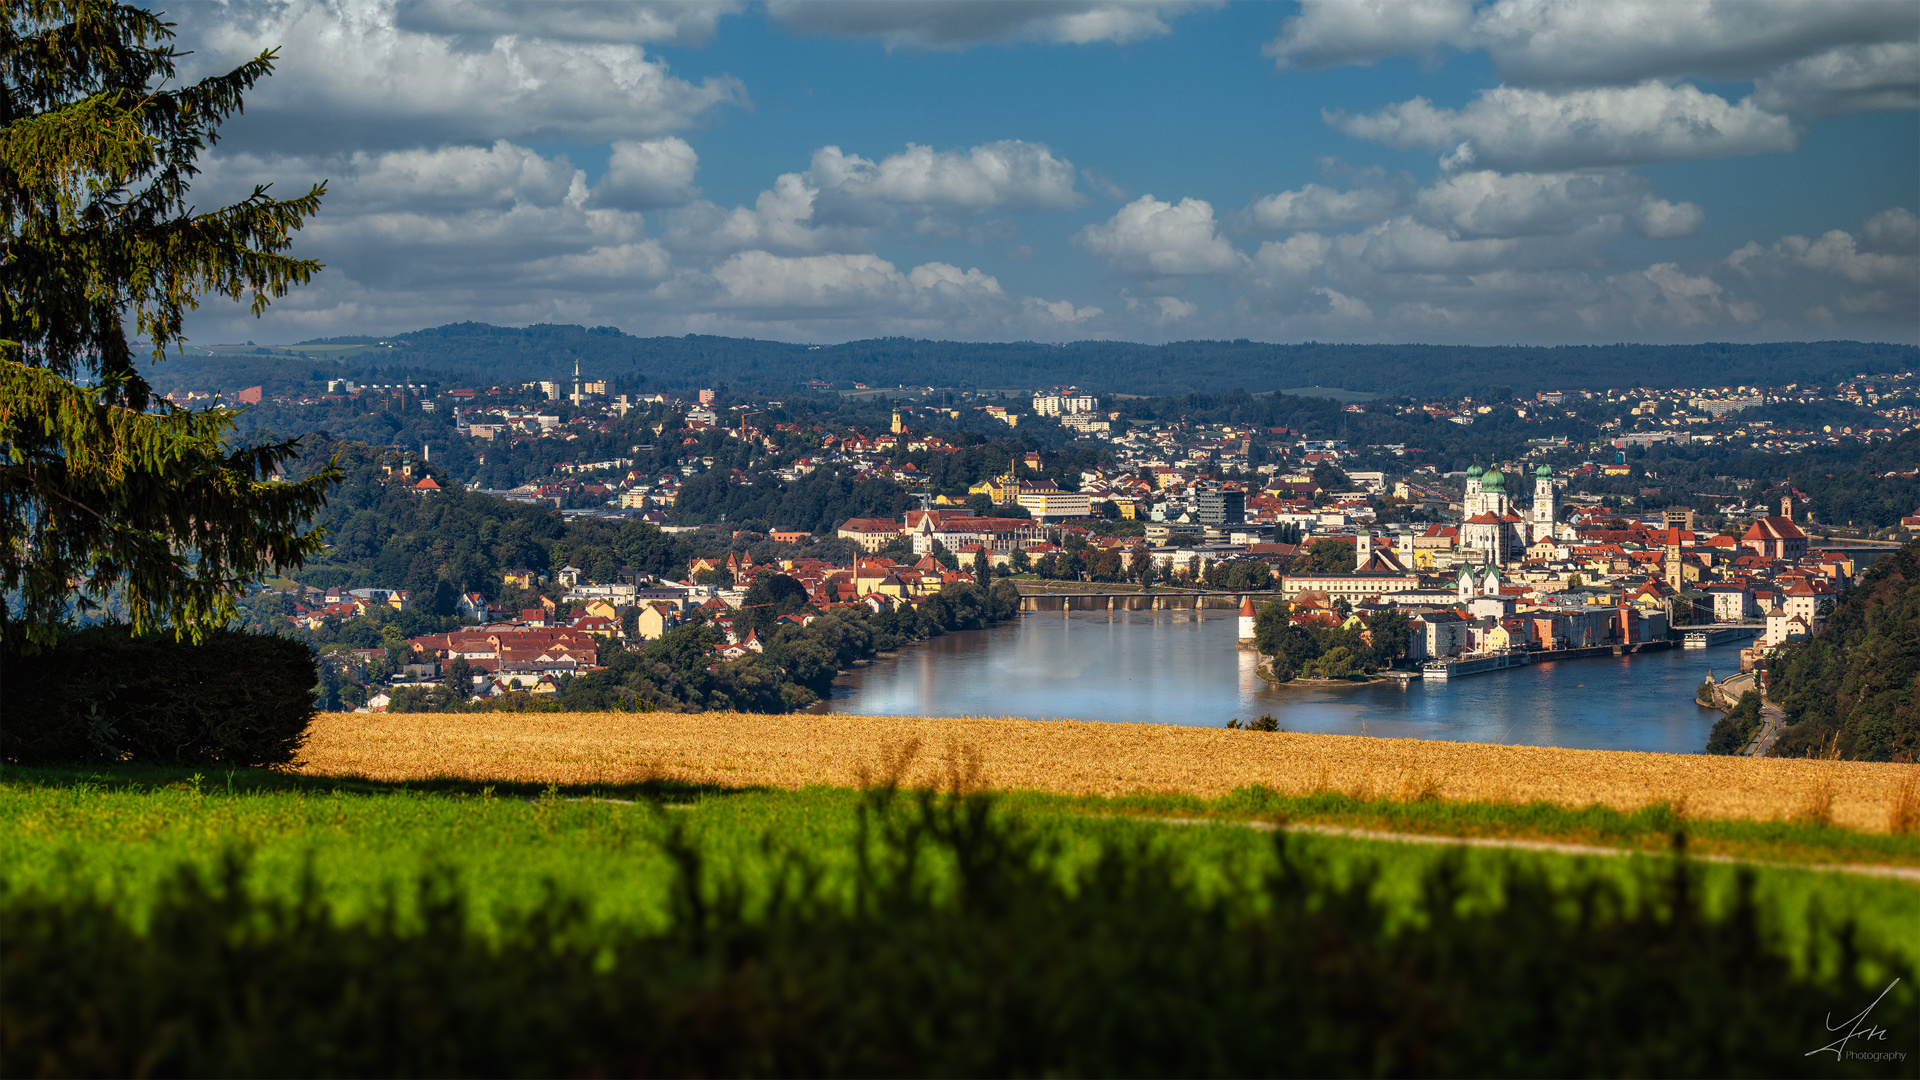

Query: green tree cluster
[1290,538,1358,575]
[1252,602,1412,681]
[1767,541,1919,760]
[1705,691,1765,756]
[2,0,337,648]
[1202,560,1273,591]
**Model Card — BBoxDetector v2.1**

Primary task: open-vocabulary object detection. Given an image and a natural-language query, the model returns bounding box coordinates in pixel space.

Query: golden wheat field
[297,710,1920,833]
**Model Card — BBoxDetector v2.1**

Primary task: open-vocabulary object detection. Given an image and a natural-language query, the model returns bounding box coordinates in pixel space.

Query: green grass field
[5,764,1915,963]
[5,763,1917,1075]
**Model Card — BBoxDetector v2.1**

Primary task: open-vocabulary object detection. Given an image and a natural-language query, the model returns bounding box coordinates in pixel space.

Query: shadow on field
[0,762,763,804]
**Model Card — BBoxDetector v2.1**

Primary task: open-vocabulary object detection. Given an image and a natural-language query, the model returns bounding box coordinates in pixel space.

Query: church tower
[1464,465,1484,513]
[1664,528,1685,591]
[1532,465,1556,542]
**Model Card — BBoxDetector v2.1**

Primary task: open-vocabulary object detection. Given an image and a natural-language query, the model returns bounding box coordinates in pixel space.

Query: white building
[1033,393,1097,416]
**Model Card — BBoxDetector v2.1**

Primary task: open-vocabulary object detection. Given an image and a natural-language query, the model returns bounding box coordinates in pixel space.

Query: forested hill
[1770,540,1919,761]
[274,324,1915,398]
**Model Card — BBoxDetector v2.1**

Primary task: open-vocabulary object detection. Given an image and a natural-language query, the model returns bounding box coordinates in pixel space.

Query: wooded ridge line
[160,323,1918,399]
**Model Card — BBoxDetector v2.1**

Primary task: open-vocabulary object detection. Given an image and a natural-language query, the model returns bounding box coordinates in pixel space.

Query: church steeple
[1532,464,1556,542]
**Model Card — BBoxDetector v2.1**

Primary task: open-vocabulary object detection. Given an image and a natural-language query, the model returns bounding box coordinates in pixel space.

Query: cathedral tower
[1532,464,1556,542]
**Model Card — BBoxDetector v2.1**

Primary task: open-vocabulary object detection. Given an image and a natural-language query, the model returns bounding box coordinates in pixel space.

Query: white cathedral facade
[1458,465,1566,570]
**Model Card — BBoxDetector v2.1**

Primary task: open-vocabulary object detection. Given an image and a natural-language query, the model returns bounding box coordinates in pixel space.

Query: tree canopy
[1768,541,1919,761]
[1,1,337,646]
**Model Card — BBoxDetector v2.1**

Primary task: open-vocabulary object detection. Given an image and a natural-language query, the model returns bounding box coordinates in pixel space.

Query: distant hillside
[1769,540,1919,761]
[268,324,1915,399]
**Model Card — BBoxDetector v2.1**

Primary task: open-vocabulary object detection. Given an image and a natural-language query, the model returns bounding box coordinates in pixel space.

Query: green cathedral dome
[1536,464,1553,476]
[1482,470,1506,490]
[1466,464,1484,476]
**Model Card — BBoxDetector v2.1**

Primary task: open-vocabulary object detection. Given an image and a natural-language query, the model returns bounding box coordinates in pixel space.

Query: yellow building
[972,473,1021,505]
[634,603,679,641]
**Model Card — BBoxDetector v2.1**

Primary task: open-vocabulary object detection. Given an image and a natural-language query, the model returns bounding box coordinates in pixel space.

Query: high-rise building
[1194,489,1245,526]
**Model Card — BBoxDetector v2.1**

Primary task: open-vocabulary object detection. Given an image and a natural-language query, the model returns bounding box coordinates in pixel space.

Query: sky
[165,0,1920,348]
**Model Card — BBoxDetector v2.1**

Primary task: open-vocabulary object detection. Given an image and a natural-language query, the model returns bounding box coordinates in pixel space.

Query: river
[825,608,1734,754]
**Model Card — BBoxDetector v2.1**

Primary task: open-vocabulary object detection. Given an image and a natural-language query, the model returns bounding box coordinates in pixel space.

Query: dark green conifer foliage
[1,1,339,646]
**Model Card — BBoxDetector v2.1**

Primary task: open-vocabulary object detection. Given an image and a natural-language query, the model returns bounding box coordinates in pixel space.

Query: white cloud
[590,138,702,211]
[908,261,1006,295]
[1609,263,1734,329]
[1413,170,1702,239]
[1860,208,1920,255]
[1244,180,1410,231]
[1330,82,1798,171]
[1313,209,1912,342]
[194,142,662,299]
[1151,296,1198,323]
[1726,214,1919,291]
[1075,195,1245,276]
[1631,199,1707,241]
[664,173,862,256]
[809,141,1083,215]
[708,252,921,311]
[1331,218,1519,274]
[1251,233,1334,283]
[660,140,1083,258]
[1753,41,1920,116]
[1266,0,1916,102]
[685,252,1024,328]
[1468,0,1914,89]
[1025,297,1104,324]
[302,140,580,213]
[184,0,745,152]
[394,1,742,47]
[1264,0,1472,70]
[522,241,674,290]
[765,0,1215,50]
[1311,287,1374,325]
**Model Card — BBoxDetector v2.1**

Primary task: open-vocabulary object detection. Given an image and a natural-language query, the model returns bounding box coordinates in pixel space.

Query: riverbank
[1699,670,1792,756]
[296,710,1915,832]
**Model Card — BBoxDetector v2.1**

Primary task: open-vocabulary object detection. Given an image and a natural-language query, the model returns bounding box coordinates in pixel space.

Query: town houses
[253,361,1917,712]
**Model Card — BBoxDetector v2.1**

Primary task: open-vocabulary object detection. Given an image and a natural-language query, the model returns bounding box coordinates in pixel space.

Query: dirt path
[1154,817,1920,881]
[299,710,1917,832]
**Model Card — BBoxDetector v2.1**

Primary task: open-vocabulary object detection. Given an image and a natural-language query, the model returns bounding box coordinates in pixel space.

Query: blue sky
[172,1,1918,347]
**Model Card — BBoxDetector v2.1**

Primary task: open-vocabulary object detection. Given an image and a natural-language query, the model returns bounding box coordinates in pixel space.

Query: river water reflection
[825,608,1732,754]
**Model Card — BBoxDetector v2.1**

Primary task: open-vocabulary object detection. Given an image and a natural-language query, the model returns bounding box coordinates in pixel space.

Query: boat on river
[1422,649,1532,681]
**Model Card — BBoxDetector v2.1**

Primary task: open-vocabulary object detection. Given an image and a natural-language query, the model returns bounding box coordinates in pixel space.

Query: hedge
[2,792,1906,1077]
[0,624,316,766]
